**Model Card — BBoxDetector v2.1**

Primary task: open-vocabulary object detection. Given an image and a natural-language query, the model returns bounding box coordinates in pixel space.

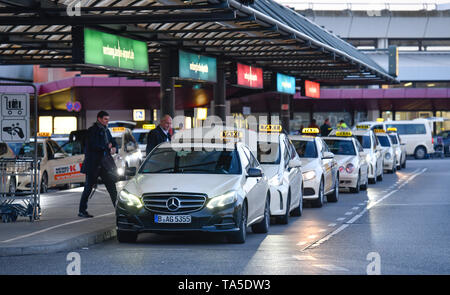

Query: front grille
[303,187,315,196]
[142,193,207,214]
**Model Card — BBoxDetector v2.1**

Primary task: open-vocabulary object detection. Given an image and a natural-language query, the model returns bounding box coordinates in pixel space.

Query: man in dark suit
[146,114,172,155]
[79,111,118,218]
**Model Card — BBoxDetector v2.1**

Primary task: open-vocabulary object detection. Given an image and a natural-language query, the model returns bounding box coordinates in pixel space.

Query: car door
[372,132,383,174]
[240,145,266,223]
[318,139,332,193]
[47,140,73,187]
[286,137,302,206]
[355,139,368,180]
[283,137,300,208]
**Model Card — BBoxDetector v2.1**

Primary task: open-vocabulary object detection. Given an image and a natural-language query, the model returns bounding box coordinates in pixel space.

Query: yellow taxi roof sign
[335,131,352,137]
[376,118,385,122]
[356,125,370,130]
[143,124,156,130]
[387,127,397,132]
[111,127,126,132]
[374,128,385,133]
[37,132,51,137]
[221,130,243,139]
[302,128,320,135]
[259,124,282,133]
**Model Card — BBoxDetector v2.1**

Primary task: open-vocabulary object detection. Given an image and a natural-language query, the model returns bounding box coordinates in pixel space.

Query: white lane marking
[294,255,317,261]
[305,168,427,251]
[328,223,337,227]
[0,212,115,243]
[313,264,349,272]
[336,217,346,221]
[297,241,307,246]
[352,207,359,210]
[344,211,353,215]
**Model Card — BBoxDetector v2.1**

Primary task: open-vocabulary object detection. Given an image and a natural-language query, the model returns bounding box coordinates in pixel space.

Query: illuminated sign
[83,28,149,72]
[356,125,370,130]
[302,128,320,134]
[143,124,156,130]
[111,127,126,132]
[195,108,208,120]
[303,80,320,98]
[221,130,243,138]
[276,73,296,94]
[133,109,145,121]
[236,63,263,89]
[178,50,217,82]
[336,131,352,137]
[259,124,282,133]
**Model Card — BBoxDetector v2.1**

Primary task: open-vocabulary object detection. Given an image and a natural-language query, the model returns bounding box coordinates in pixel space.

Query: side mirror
[322,151,335,159]
[288,158,302,168]
[125,166,137,177]
[54,152,65,159]
[247,167,263,178]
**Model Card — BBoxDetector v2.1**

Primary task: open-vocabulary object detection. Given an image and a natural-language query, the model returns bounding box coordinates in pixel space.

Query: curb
[0,227,116,257]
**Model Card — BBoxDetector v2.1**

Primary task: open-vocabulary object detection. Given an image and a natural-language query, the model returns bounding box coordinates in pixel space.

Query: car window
[49,140,66,155]
[323,139,356,156]
[354,140,364,152]
[377,135,391,147]
[18,143,44,158]
[389,134,398,144]
[283,141,290,168]
[139,147,242,175]
[292,140,318,158]
[240,146,251,170]
[287,139,297,160]
[356,135,371,149]
[386,124,426,135]
[132,132,148,145]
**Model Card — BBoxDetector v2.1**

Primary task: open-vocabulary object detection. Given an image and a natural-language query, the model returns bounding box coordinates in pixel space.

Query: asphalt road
[1,159,449,275]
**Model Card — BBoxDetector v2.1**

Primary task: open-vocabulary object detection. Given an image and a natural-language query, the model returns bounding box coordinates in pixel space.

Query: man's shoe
[78,211,94,218]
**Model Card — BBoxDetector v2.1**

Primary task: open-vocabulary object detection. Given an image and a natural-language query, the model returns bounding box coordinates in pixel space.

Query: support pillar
[160,47,176,118]
[214,58,226,121]
[281,94,290,133]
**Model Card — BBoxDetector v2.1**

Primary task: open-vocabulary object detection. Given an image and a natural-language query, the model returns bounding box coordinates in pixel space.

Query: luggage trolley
[0,158,41,222]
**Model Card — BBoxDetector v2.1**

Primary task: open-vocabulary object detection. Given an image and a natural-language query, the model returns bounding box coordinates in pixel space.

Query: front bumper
[116,200,243,234]
[383,158,395,170]
[339,173,359,189]
[303,178,319,200]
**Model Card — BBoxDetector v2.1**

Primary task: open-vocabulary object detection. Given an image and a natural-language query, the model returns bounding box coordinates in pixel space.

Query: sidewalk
[0,183,125,257]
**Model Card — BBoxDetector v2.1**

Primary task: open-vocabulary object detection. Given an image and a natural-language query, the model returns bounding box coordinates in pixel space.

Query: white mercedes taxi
[352,127,384,184]
[374,129,397,173]
[116,128,271,244]
[323,130,369,193]
[16,134,85,193]
[257,125,303,224]
[386,127,407,170]
[289,128,339,208]
[109,127,143,179]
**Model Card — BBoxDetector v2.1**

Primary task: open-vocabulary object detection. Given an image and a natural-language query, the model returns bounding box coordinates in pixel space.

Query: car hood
[333,155,356,166]
[261,164,279,179]
[124,173,242,198]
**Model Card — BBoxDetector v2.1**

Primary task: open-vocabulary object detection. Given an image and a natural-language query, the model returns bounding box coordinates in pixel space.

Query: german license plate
[154,215,191,224]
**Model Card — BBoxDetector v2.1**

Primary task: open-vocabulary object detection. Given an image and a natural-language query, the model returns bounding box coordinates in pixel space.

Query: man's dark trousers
[79,166,117,213]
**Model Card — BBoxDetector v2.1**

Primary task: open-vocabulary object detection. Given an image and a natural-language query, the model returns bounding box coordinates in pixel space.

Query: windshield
[377,136,391,147]
[139,148,242,175]
[292,140,318,158]
[389,135,398,144]
[18,143,44,158]
[257,142,280,164]
[324,139,356,156]
[132,132,148,145]
[356,135,371,149]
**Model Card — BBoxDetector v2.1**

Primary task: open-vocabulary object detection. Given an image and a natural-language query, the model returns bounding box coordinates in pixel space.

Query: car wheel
[377,168,383,182]
[252,195,270,234]
[414,146,426,160]
[350,172,360,193]
[41,172,48,193]
[278,191,290,225]
[117,230,138,243]
[401,160,406,169]
[311,178,324,208]
[228,202,247,244]
[327,175,339,202]
[290,183,303,217]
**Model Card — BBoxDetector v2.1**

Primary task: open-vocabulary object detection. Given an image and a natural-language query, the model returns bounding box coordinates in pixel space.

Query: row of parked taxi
[113,123,407,243]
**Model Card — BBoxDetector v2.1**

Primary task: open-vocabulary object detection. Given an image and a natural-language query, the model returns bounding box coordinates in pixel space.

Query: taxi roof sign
[221,130,243,139]
[37,132,51,137]
[302,128,320,135]
[111,127,126,132]
[259,124,282,133]
[376,118,385,122]
[335,131,352,137]
[374,128,385,133]
[356,125,370,130]
[143,124,156,130]
[387,127,397,132]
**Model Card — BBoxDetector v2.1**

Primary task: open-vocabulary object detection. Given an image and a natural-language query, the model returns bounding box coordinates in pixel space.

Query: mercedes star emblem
[166,197,180,211]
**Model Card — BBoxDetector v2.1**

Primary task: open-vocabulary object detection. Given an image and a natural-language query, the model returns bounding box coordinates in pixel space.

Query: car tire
[41,172,48,193]
[377,168,383,182]
[311,178,324,208]
[252,195,270,234]
[228,202,247,244]
[117,230,138,243]
[350,172,360,193]
[278,191,290,225]
[360,170,368,191]
[327,175,339,202]
[401,160,406,169]
[414,146,427,160]
[290,183,303,217]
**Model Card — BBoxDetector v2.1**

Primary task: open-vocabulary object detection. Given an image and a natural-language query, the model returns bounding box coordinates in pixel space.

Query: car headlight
[207,191,237,209]
[117,168,124,176]
[119,190,143,208]
[302,170,316,181]
[269,175,283,186]
[385,152,391,160]
[346,163,354,173]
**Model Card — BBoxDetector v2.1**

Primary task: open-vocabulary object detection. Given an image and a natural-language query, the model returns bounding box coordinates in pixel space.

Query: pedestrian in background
[320,118,332,136]
[337,120,349,129]
[146,114,172,155]
[79,111,118,218]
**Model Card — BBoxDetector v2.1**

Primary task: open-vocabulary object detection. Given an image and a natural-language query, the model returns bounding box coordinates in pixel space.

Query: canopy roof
[0,0,398,85]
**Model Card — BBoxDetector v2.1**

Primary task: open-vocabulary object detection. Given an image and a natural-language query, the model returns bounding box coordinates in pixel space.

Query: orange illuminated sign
[303,80,320,98]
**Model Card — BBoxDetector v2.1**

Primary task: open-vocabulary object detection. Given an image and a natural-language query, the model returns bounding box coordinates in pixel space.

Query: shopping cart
[0,158,41,222]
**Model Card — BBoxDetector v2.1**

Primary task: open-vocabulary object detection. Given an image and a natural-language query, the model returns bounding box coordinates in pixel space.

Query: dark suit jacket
[146,126,171,155]
[81,123,117,181]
